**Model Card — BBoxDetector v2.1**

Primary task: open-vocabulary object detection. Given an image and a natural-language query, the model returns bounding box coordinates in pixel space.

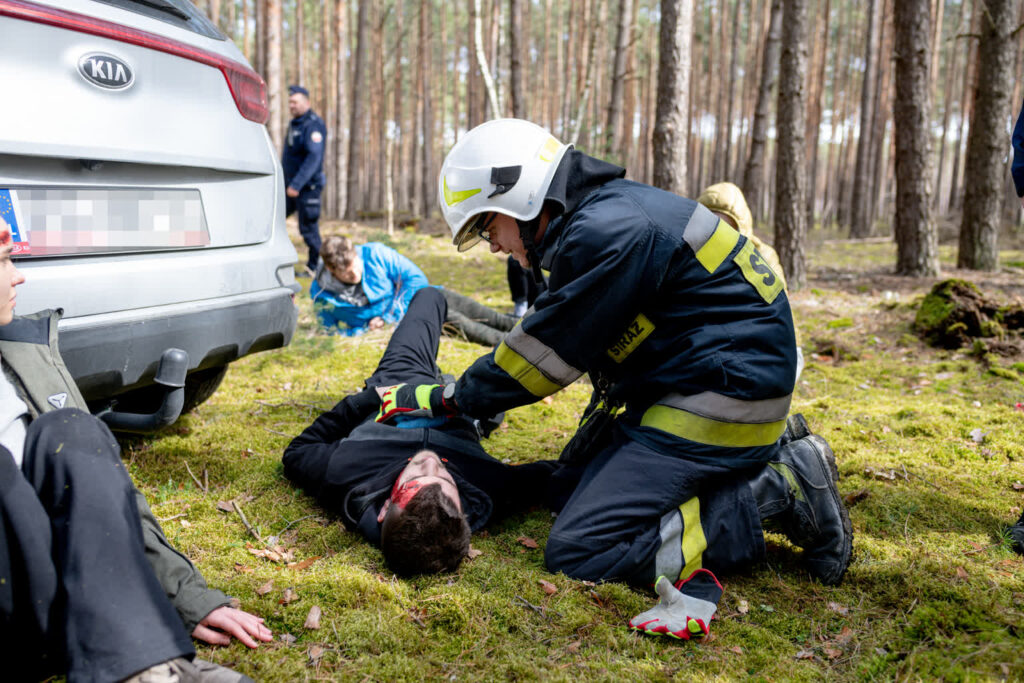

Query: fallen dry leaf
[1012,482,1024,491]
[180,519,192,528]
[303,605,321,629]
[233,563,253,574]
[844,489,870,506]
[864,466,898,481]
[969,428,988,444]
[737,599,749,614]
[467,546,483,559]
[729,646,743,655]
[833,626,856,646]
[407,607,428,627]
[542,396,553,405]
[824,647,842,660]
[279,633,297,644]
[955,566,969,579]
[307,645,324,666]
[241,448,254,458]
[288,556,321,571]
[795,649,816,660]
[279,588,299,605]
[256,580,274,596]
[567,640,581,654]
[518,536,539,549]
[216,500,234,513]
[539,579,558,595]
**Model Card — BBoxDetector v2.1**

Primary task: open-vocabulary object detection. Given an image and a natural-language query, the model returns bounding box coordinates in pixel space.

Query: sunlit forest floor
[127,217,1024,681]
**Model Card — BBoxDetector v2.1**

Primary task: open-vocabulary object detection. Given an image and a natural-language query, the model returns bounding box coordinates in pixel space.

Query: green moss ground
[126,223,1024,681]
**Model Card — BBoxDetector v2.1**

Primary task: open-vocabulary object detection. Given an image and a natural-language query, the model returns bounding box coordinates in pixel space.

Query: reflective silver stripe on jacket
[503,324,583,388]
[680,204,724,254]
[654,391,792,424]
[654,508,684,582]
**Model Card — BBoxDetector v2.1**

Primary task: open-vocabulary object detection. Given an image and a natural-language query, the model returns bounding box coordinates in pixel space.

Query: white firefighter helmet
[438,119,571,251]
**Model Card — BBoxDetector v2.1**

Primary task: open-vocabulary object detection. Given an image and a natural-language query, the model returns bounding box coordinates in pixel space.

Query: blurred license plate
[1,187,210,257]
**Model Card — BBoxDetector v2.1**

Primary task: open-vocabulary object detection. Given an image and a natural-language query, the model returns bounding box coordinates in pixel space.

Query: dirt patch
[912,278,1024,355]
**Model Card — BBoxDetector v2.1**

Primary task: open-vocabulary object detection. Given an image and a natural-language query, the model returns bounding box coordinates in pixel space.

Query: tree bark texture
[265,0,283,151]
[652,0,693,195]
[892,0,939,276]
[774,0,808,290]
[849,0,880,237]
[742,0,782,222]
[345,0,369,220]
[958,0,1018,270]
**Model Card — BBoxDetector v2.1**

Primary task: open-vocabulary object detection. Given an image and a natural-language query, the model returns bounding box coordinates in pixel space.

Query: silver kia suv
[0,0,298,418]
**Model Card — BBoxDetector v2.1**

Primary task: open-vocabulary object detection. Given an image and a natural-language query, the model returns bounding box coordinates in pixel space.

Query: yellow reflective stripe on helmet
[694,220,740,273]
[680,497,707,580]
[539,136,561,162]
[443,176,481,207]
[414,384,435,409]
[494,341,562,397]
[640,405,786,447]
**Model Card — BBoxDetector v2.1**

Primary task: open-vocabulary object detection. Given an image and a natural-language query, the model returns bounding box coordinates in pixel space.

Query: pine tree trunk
[949,0,980,211]
[473,0,500,117]
[420,0,435,217]
[805,0,829,226]
[721,0,741,184]
[334,0,348,218]
[605,0,633,159]
[849,0,880,237]
[934,0,968,213]
[742,0,782,222]
[652,0,693,194]
[958,0,1017,270]
[345,0,368,220]
[295,0,304,87]
[893,0,939,276]
[868,0,893,231]
[265,0,283,151]
[774,0,808,290]
[509,0,525,118]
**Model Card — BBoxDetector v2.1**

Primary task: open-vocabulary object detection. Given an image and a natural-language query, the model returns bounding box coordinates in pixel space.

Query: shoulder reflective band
[494,325,583,397]
[694,220,741,274]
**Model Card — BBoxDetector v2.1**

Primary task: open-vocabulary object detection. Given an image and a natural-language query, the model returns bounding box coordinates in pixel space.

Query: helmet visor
[454,212,495,252]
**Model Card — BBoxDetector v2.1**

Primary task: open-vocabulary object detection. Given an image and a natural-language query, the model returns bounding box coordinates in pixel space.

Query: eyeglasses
[468,212,496,244]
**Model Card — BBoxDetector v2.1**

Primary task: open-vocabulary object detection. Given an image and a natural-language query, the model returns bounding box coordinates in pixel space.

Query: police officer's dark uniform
[282,85,327,272]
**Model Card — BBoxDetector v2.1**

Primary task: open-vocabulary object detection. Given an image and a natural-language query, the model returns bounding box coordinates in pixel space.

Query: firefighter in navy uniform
[282,84,327,274]
[375,119,853,641]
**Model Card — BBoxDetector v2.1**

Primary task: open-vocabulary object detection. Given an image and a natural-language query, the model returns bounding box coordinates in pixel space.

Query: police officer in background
[282,85,327,274]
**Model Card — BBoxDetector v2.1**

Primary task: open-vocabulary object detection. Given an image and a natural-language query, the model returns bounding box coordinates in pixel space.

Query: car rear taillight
[0,0,268,124]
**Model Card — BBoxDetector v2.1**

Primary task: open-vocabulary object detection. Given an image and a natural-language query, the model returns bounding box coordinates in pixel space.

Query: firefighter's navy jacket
[282,109,327,192]
[453,151,798,468]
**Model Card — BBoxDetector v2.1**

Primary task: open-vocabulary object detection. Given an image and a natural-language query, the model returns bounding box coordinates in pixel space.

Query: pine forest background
[201,0,1024,284]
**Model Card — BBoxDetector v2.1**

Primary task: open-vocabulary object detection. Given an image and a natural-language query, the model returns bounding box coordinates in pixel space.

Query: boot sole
[804,435,853,586]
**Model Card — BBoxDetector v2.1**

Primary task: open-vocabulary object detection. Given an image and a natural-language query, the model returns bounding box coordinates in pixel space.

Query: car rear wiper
[125,0,189,21]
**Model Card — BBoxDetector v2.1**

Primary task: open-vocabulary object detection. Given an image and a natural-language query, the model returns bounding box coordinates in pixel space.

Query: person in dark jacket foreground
[1007,100,1024,553]
[283,287,558,575]
[378,119,854,640]
[0,228,270,682]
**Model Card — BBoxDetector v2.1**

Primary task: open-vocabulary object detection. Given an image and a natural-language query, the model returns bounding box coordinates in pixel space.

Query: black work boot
[748,435,853,585]
[1009,511,1024,555]
[779,413,811,445]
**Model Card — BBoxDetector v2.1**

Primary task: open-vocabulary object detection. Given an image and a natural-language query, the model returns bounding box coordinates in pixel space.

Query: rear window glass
[91,0,225,40]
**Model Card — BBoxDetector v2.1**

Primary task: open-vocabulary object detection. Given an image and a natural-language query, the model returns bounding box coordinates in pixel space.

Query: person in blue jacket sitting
[311,236,429,336]
[311,235,517,346]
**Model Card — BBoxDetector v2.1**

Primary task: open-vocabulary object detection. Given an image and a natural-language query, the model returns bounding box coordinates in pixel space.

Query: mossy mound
[914,279,1024,353]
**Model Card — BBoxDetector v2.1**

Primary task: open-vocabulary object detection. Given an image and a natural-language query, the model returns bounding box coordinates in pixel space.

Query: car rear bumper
[59,287,298,400]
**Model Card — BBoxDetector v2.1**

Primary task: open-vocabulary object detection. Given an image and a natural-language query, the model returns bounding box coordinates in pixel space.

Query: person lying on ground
[0,228,270,682]
[378,118,853,640]
[312,234,518,346]
[283,287,561,575]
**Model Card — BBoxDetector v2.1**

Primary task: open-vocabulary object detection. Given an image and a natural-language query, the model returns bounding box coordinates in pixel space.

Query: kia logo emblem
[78,52,134,90]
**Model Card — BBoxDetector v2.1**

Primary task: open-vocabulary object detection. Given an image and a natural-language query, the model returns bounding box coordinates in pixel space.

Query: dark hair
[380,483,471,575]
[321,235,358,272]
